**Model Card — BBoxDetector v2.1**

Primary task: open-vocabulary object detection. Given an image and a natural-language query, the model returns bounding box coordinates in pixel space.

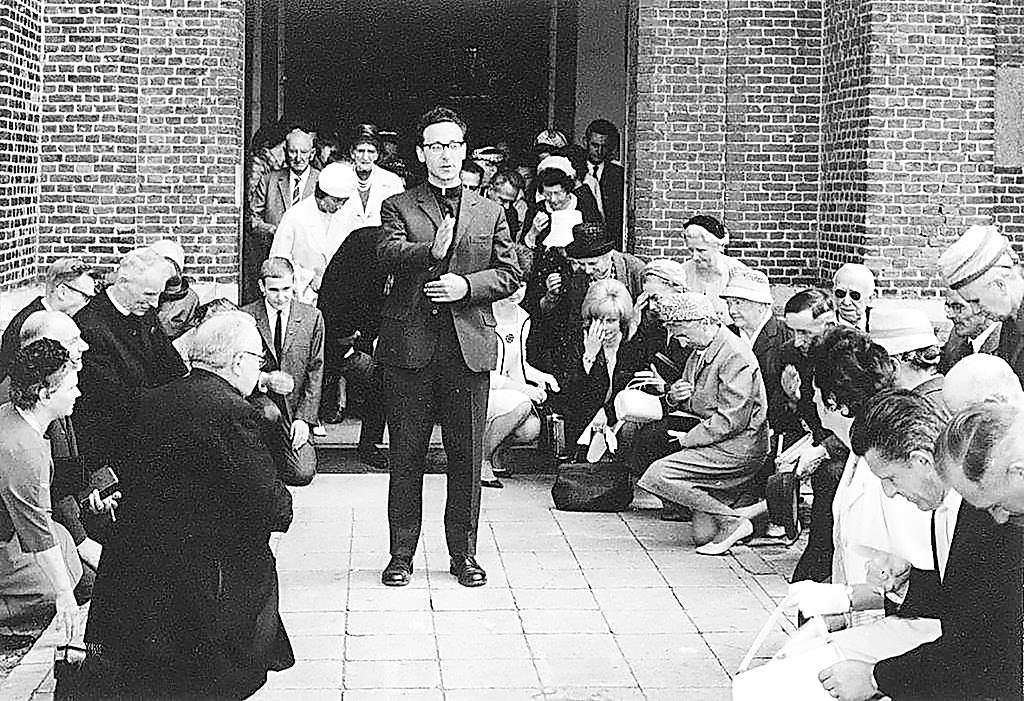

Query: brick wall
[817,0,870,276]
[10,0,244,291]
[0,0,43,288]
[860,1,998,297]
[723,0,822,285]
[137,0,245,282]
[629,0,822,285]
[995,0,1024,245]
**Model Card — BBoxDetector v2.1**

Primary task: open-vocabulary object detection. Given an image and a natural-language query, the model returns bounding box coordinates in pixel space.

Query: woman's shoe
[695,518,754,556]
[481,479,504,489]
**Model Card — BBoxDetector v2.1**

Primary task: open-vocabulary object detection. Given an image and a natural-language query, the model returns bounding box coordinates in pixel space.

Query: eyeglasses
[462,184,480,192]
[240,350,266,367]
[833,288,862,301]
[63,283,95,300]
[421,141,465,154]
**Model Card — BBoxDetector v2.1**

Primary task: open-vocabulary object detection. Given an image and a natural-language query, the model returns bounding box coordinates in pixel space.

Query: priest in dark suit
[375,107,520,588]
[84,311,294,700]
[73,248,187,479]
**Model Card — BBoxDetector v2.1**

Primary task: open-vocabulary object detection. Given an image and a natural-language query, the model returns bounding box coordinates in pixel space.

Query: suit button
[431,308,439,316]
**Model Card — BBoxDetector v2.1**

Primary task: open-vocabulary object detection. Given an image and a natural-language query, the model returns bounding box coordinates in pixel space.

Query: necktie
[274,310,283,360]
[292,177,301,205]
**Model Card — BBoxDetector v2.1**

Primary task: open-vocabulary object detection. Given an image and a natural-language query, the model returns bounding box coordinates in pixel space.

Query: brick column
[0,0,43,288]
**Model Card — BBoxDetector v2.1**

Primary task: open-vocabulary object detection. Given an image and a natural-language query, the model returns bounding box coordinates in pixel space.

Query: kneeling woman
[636,292,770,555]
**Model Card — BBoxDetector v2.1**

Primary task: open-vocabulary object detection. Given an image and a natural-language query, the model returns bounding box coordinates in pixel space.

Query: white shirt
[350,165,404,228]
[971,322,999,353]
[15,407,45,436]
[264,301,289,355]
[270,197,356,302]
[933,489,962,579]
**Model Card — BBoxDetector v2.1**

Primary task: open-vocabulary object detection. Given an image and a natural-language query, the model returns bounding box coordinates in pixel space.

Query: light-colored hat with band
[869,305,939,356]
[656,292,719,323]
[722,267,772,304]
[939,224,1017,290]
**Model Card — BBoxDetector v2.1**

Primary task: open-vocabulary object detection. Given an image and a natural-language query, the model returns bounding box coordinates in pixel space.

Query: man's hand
[781,364,802,402]
[545,272,563,296]
[524,385,548,404]
[431,215,456,260]
[864,550,911,597]
[54,590,80,645]
[531,211,549,235]
[819,660,879,701]
[666,429,688,446]
[291,420,310,450]
[266,371,295,395]
[86,489,121,518]
[667,379,693,405]
[786,581,851,617]
[796,444,829,478]
[423,273,469,303]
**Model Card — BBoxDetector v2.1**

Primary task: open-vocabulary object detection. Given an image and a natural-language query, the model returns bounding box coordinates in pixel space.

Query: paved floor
[3,473,802,700]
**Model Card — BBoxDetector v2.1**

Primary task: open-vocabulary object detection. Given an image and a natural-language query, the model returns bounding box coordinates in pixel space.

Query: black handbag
[551,459,632,512]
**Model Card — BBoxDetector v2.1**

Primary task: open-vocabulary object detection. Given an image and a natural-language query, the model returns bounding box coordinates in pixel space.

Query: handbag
[732,604,842,701]
[614,378,665,424]
[551,459,632,512]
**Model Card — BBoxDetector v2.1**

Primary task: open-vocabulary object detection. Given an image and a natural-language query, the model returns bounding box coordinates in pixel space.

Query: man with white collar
[73,248,187,477]
[938,289,1001,373]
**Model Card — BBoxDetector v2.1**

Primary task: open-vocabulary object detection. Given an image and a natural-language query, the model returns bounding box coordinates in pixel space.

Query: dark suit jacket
[85,369,293,699]
[751,316,800,436]
[74,289,187,473]
[598,161,625,245]
[997,304,1024,386]
[875,500,1024,701]
[375,184,521,372]
[318,226,386,372]
[241,299,324,425]
[0,296,45,383]
[248,166,320,244]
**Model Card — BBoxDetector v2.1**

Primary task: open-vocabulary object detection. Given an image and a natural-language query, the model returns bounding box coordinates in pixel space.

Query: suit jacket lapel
[451,190,475,254]
[252,304,277,363]
[276,171,290,209]
[414,186,442,231]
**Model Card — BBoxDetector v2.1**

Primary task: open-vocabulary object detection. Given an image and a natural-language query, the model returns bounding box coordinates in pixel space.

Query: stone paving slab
[2,473,803,700]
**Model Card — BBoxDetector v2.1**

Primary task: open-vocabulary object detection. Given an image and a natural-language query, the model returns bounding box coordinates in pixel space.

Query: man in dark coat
[318,226,390,468]
[73,248,187,478]
[376,107,520,588]
[816,390,1023,701]
[937,289,1000,374]
[84,312,294,700]
[0,258,95,383]
[584,119,625,247]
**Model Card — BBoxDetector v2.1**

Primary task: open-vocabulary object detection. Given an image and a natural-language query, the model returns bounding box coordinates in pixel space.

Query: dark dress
[84,369,294,699]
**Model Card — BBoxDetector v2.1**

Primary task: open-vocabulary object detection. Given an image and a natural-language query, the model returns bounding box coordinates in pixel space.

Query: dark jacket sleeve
[220,406,293,534]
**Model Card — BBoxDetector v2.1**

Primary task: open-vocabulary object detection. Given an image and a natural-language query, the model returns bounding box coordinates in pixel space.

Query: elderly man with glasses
[831,263,876,332]
[0,258,96,383]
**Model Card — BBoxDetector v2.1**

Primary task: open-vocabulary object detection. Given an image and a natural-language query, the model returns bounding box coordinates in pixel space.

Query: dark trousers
[381,341,489,560]
[792,456,842,583]
[340,350,386,451]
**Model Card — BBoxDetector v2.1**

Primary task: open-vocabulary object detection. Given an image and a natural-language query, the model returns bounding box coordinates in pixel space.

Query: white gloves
[786,581,852,616]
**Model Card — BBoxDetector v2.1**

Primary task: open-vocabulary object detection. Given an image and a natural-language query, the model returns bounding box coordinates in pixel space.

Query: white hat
[870,306,939,356]
[317,162,358,199]
[939,224,1016,290]
[149,239,185,272]
[722,267,773,304]
[536,155,575,179]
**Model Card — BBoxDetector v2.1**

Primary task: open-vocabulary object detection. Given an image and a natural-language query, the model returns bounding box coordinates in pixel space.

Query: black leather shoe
[381,556,413,586]
[481,478,503,489]
[450,555,487,587]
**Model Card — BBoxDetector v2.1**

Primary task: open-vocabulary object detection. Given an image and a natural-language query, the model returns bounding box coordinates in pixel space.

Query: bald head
[834,264,876,293]
[833,263,876,327]
[943,353,1024,413]
[19,310,89,370]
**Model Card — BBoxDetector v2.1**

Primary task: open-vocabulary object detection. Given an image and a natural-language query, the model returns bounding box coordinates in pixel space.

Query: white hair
[116,247,173,284]
[188,311,258,369]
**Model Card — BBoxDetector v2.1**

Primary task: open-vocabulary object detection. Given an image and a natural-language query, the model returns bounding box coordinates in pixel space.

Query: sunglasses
[833,288,862,301]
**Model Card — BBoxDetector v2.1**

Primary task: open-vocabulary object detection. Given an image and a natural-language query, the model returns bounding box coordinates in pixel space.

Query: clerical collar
[428,182,461,198]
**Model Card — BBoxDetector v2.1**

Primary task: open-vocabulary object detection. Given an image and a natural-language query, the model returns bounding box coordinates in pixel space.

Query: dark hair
[416,107,467,144]
[10,339,72,410]
[683,214,727,241]
[784,288,834,318]
[558,145,588,181]
[850,388,946,460]
[809,325,896,419]
[491,168,525,192]
[460,159,484,177]
[935,401,1022,482]
[894,346,942,371]
[585,118,620,143]
[351,123,380,150]
[537,167,574,192]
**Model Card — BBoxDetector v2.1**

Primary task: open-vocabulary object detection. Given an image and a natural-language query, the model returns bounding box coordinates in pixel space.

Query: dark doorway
[279,0,571,156]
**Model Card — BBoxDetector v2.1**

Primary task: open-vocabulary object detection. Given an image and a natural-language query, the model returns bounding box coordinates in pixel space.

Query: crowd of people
[0,104,1022,700]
